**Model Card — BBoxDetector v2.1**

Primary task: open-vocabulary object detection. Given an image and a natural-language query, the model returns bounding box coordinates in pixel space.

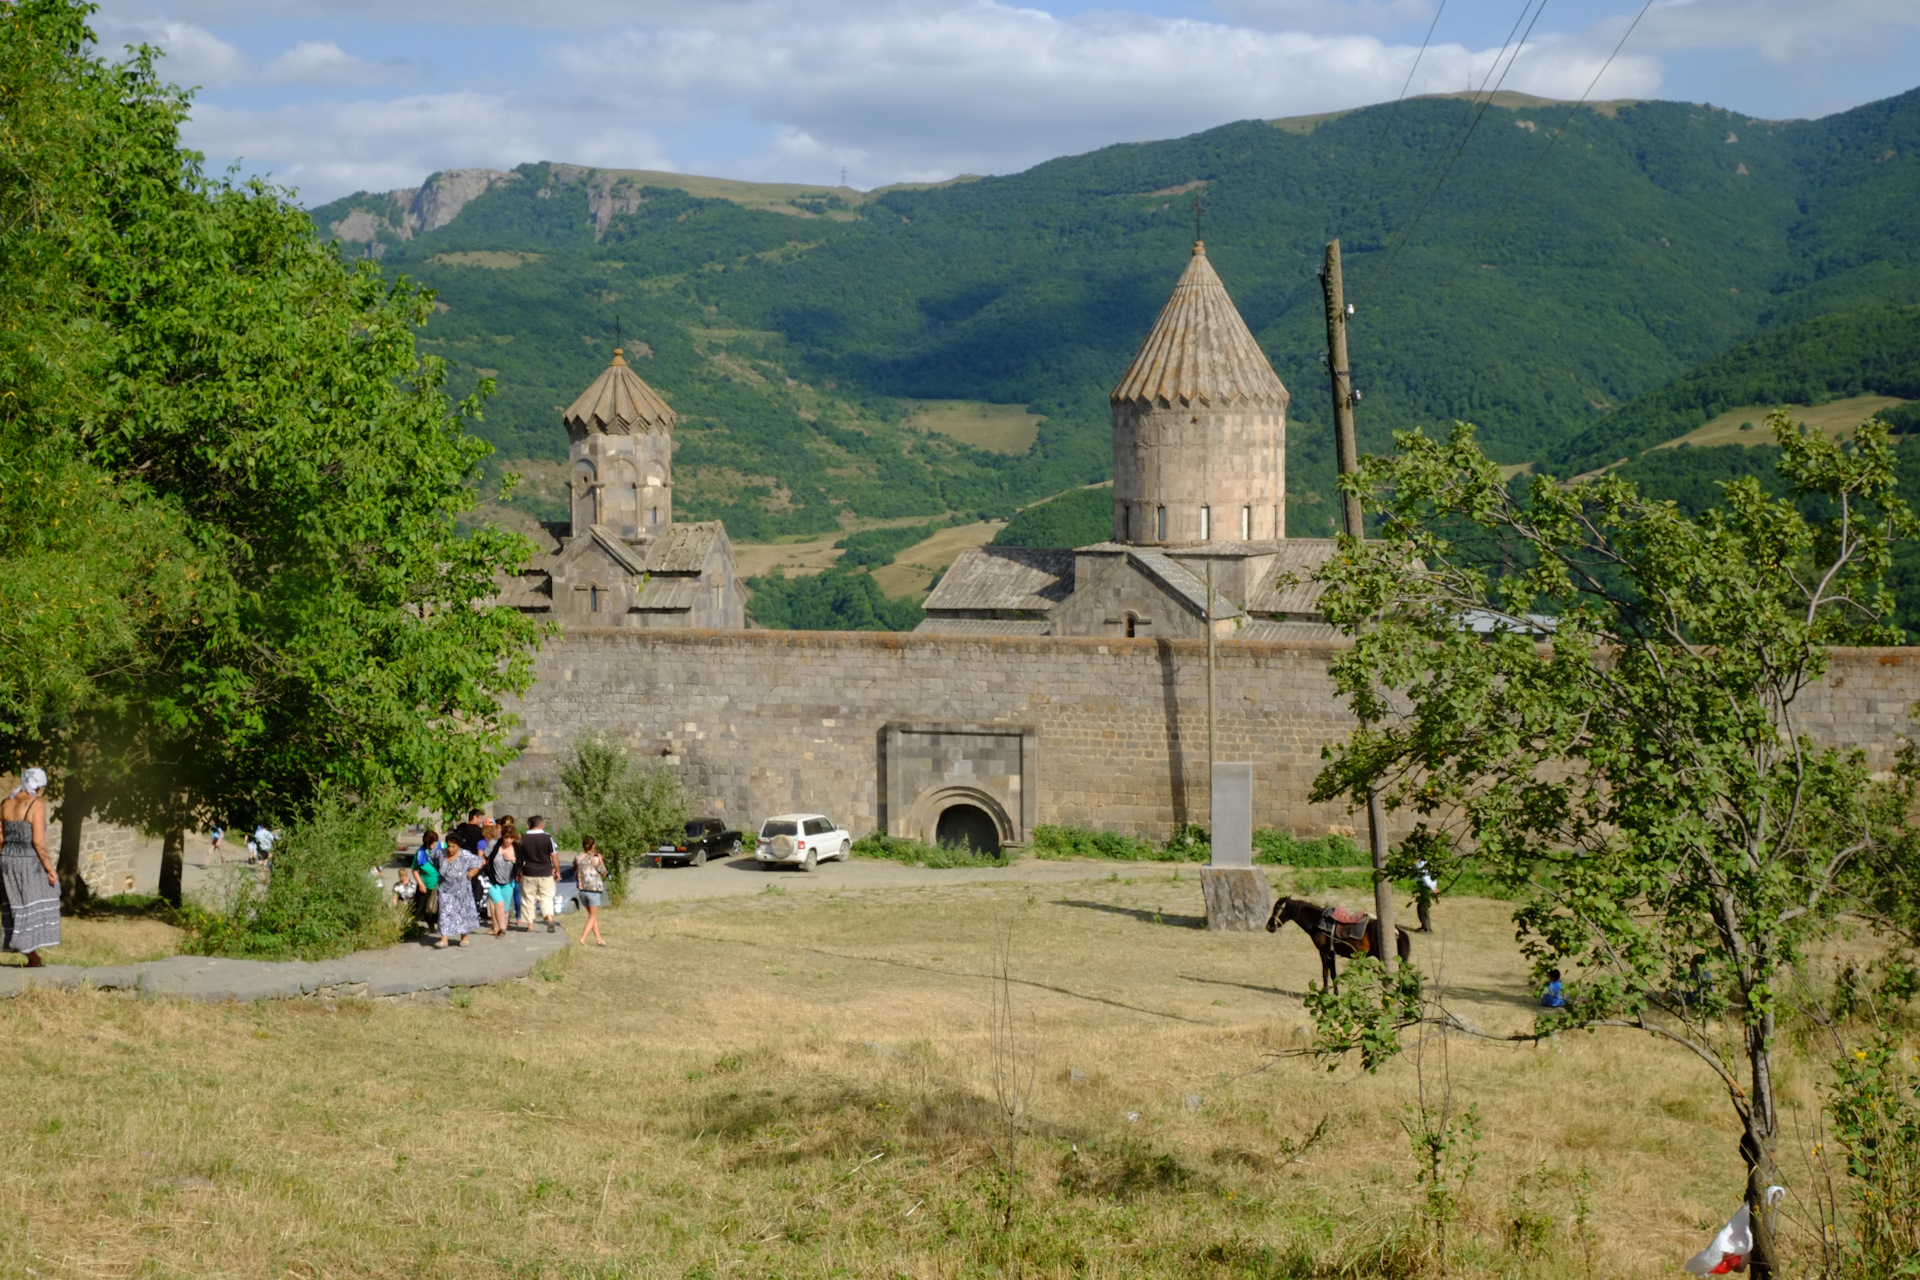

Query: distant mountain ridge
[307,85,1920,541]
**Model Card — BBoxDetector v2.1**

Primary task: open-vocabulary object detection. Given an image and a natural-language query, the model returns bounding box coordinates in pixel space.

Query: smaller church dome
[564,349,677,436]
[1110,242,1289,411]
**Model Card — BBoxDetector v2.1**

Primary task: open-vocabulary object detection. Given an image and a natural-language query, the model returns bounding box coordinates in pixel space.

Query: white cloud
[1633,0,1920,63]
[93,16,246,87]
[183,92,673,199]
[86,0,1918,205]
[538,6,1661,185]
[1215,0,1435,34]
[263,40,413,87]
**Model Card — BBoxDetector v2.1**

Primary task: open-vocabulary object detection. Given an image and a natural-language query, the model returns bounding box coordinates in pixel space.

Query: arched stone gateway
[903,786,1013,851]
[882,722,1035,849]
[936,803,1003,854]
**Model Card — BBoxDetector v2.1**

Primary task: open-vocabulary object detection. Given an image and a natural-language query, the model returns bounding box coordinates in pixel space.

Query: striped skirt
[1,847,60,953]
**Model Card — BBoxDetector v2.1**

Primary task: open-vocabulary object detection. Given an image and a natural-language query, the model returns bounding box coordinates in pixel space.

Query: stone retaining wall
[495,630,1920,844]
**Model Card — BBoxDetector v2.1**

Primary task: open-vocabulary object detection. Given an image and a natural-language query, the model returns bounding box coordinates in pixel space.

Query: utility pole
[1321,238,1396,969]
[1206,561,1216,786]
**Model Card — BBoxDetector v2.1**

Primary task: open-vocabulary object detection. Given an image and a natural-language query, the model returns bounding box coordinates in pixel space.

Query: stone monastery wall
[495,630,1920,845]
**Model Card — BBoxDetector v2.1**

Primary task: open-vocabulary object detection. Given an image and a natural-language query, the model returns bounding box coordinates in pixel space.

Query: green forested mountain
[1550,305,1920,474]
[311,86,1920,540]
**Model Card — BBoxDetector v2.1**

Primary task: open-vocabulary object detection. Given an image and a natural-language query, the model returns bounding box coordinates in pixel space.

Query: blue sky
[86,0,1920,206]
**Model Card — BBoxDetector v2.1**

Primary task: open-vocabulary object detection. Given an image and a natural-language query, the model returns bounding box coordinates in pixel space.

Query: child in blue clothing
[1541,968,1566,1008]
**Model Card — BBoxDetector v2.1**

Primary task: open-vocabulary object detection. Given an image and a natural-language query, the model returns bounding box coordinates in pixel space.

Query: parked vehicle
[754,813,852,872]
[653,817,745,868]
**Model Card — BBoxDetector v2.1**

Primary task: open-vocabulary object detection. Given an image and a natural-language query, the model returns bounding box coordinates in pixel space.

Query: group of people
[393,810,609,949]
[210,824,278,866]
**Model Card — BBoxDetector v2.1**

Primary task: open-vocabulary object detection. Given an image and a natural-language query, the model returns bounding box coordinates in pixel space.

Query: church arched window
[1200,505,1211,541]
[1241,506,1252,540]
[1156,506,1167,542]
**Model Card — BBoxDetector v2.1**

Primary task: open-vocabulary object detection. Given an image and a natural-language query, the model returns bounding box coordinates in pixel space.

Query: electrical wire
[1332,0,1450,244]
[1356,0,1552,307]
[1436,0,1657,294]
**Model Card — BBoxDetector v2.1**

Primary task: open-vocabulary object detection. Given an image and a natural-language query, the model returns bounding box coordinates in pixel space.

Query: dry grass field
[870,520,1006,599]
[1654,394,1910,451]
[0,867,1861,1279]
[730,516,951,580]
[902,400,1044,455]
[0,911,182,969]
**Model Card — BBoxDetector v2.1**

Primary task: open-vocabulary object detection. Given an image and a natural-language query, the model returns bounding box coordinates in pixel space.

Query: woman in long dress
[435,841,482,948]
[1,768,58,966]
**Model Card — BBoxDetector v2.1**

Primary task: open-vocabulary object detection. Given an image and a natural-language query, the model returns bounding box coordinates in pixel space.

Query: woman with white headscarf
[1,768,58,966]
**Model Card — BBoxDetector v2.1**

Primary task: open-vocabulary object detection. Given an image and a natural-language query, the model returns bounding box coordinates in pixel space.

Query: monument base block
[1201,867,1271,932]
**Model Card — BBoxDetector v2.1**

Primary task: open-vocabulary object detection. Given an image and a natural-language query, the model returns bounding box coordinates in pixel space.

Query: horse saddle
[1320,906,1372,947]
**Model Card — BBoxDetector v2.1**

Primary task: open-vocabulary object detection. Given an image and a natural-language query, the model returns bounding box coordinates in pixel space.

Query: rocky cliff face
[540,165,648,238]
[326,168,518,255]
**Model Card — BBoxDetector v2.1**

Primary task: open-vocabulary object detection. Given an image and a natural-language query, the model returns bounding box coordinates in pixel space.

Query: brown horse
[1266,896,1412,992]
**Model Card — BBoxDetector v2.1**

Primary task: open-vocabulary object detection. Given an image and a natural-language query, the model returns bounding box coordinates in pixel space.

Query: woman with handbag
[410,831,443,937]
[573,837,609,947]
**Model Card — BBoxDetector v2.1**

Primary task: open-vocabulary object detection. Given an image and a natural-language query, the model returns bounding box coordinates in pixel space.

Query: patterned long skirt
[1,847,60,953]
[438,874,480,939]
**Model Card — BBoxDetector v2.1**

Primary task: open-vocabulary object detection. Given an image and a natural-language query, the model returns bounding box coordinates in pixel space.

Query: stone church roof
[563,349,677,436]
[1109,242,1289,411]
[921,547,1076,613]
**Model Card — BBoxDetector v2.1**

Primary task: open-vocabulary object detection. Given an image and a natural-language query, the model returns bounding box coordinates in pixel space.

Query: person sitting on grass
[435,838,483,949]
[574,837,608,947]
[1541,968,1566,1009]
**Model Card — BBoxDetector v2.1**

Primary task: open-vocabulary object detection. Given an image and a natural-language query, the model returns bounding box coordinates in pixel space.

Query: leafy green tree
[557,737,688,892]
[991,485,1113,548]
[743,566,926,631]
[0,1,541,902]
[1309,412,1920,1277]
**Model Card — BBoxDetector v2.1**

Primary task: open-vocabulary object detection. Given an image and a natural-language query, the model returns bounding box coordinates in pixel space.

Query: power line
[1356,0,1552,306]
[1353,0,1542,279]
[1437,0,1657,294]
[1332,0,1449,243]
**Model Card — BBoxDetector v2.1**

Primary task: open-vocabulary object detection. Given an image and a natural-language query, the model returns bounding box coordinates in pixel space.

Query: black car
[652,817,745,867]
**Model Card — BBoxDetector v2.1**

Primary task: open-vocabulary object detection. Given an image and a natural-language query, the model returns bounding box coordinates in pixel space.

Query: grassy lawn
[0,870,1815,1278]
[902,400,1044,455]
[0,899,184,968]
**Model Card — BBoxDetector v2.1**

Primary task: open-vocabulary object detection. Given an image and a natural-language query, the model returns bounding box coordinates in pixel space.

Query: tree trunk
[159,826,186,907]
[55,772,90,909]
[1743,1007,1781,1278]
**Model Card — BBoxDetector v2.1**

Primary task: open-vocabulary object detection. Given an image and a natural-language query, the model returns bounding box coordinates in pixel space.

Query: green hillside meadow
[310,86,1920,617]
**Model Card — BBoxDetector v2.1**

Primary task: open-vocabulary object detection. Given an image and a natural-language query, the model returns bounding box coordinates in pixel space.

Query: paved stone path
[0,927,571,1002]
[1,857,1193,1003]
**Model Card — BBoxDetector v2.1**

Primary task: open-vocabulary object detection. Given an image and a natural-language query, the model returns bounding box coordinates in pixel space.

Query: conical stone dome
[1109,242,1289,546]
[1111,243,1289,411]
[564,349,676,438]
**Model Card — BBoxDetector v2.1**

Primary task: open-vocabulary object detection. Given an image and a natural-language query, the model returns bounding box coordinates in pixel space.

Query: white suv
[755,814,852,872]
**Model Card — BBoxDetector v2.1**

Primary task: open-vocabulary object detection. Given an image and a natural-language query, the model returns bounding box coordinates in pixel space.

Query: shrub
[1029,824,1158,860]
[851,832,1008,868]
[557,737,689,893]
[1253,830,1368,867]
[181,800,404,961]
[1824,1035,1920,1274]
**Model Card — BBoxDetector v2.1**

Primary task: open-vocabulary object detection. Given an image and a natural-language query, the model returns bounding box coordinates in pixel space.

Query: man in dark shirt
[517,816,559,933]
[449,809,486,854]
